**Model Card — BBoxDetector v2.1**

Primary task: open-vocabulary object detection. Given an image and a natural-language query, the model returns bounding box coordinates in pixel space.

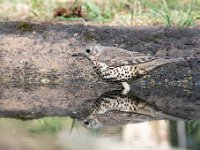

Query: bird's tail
[155,57,184,66]
[140,57,184,72]
[155,56,195,65]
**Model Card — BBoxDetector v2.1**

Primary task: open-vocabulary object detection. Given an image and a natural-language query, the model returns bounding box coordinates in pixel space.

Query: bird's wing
[98,47,156,67]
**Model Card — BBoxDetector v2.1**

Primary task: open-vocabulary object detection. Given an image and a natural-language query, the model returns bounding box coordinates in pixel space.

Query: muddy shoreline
[0,21,200,121]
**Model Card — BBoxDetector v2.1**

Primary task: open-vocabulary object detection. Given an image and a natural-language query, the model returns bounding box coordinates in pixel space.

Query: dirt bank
[0,21,200,120]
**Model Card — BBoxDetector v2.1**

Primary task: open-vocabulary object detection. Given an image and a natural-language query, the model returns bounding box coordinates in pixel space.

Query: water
[0,79,199,150]
[0,117,200,150]
[0,86,198,150]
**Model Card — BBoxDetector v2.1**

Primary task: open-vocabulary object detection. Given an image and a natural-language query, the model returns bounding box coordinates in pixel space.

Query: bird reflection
[80,90,182,128]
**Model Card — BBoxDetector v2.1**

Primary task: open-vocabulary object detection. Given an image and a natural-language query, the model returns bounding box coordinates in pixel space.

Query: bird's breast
[94,62,141,82]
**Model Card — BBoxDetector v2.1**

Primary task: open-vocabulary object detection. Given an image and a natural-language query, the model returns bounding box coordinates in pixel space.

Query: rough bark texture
[0,21,200,123]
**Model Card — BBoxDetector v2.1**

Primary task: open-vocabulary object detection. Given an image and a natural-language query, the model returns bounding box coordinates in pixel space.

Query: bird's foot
[121,82,130,95]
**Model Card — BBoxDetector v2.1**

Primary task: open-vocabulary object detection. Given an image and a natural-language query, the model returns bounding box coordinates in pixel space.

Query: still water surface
[0,117,199,150]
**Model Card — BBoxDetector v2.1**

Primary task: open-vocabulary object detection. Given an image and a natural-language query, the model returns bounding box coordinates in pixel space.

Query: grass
[0,0,200,27]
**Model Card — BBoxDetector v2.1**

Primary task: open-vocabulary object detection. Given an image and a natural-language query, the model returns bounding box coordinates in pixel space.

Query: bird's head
[72,45,103,61]
[81,116,101,128]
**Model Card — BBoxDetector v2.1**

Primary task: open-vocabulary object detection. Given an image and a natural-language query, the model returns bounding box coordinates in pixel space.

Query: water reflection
[0,118,200,150]
[79,90,184,128]
[0,83,199,149]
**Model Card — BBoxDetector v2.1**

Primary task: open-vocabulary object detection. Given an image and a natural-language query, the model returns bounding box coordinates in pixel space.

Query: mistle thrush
[73,45,183,94]
[80,91,180,128]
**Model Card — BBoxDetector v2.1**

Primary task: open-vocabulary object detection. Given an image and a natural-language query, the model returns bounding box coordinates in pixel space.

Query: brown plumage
[80,91,180,128]
[73,45,183,94]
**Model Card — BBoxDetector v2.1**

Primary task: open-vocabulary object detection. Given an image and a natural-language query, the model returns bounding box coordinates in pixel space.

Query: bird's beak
[72,53,87,61]
[72,53,86,57]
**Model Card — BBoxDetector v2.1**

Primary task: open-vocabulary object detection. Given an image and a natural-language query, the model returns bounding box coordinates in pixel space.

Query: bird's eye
[86,49,91,53]
[84,121,90,126]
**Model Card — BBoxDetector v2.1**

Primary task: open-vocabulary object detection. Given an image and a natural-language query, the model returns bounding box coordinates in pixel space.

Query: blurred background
[0,118,200,150]
[0,0,200,27]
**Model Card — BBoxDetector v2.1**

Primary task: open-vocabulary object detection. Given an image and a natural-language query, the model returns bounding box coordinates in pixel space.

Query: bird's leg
[121,82,130,95]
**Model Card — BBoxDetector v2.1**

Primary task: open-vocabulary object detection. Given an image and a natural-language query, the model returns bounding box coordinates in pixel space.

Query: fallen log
[0,21,200,120]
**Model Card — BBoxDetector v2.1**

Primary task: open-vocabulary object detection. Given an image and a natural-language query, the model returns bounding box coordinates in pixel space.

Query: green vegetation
[186,121,200,149]
[29,117,71,134]
[17,22,33,31]
[0,117,81,136]
[169,121,200,149]
[0,0,200,27]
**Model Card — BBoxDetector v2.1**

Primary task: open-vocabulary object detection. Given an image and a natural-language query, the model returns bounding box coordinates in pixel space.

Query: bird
[73,45,183,94]
[80,90,180,128]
